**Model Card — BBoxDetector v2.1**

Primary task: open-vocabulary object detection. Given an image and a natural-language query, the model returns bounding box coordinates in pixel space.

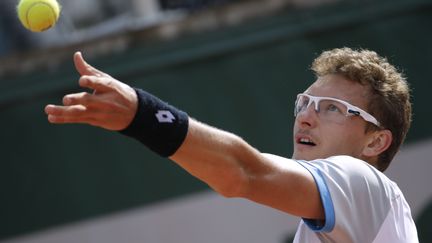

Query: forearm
[170,118,261,198]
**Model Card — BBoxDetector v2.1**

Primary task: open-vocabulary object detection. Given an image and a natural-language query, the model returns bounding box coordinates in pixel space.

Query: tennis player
[45,48,419,242]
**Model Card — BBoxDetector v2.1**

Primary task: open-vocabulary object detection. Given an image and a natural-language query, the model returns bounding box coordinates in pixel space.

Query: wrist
[119,88,189,157]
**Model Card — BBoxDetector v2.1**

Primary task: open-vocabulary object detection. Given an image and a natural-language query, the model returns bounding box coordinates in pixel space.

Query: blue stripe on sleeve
[296,161,335,232]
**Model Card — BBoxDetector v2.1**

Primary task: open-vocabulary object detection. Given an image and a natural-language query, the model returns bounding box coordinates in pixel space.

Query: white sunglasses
[294,93,381,127]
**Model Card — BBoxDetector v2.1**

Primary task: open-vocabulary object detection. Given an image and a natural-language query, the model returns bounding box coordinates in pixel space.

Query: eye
[326,104,342,113]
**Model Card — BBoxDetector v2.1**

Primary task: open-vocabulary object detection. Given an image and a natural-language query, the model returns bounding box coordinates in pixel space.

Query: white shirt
[290,156,419,243]
[265,154,419,243]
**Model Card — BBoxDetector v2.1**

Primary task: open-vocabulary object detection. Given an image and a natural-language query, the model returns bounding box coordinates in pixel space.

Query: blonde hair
[311,47,412,171]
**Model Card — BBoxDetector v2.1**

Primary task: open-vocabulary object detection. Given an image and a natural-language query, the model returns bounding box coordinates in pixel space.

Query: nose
[295,103,319,128]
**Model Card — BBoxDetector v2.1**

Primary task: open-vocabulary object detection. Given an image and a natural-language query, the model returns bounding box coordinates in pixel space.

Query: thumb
[74,51,109,77]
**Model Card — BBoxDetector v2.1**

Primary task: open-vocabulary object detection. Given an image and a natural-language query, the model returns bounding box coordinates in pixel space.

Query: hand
[44,52,138,131]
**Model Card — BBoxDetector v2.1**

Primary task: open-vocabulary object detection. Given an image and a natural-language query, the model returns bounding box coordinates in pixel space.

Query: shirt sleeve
[296,160,335,232]
[296,156,393,242]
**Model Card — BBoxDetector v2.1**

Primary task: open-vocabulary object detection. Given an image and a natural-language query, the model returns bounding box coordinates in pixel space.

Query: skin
[45,52,392,220]
[292,74,392,165]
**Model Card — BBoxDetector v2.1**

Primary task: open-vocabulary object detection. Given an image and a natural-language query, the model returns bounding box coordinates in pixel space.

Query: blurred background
[0,0,431,242]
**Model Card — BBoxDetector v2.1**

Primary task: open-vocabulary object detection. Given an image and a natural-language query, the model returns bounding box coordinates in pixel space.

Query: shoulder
[307,155,376,174]
[303,156,400,197]
[262,155,397,189]
[302,156,387,181]
[260,154,401,201]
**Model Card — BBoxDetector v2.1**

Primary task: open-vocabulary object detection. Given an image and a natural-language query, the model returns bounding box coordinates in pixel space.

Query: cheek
[321,125,365,154]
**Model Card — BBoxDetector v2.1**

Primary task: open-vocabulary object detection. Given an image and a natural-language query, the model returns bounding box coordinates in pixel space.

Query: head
[292,47,412,172]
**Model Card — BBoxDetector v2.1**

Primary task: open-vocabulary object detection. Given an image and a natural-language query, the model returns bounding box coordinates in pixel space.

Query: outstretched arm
[45,52,324,219]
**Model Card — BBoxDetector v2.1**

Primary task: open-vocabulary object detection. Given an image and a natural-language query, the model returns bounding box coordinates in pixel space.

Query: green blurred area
[0,0,431,240]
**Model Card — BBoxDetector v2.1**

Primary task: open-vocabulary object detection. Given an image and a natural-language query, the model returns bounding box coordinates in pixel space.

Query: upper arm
[243,153,325,220]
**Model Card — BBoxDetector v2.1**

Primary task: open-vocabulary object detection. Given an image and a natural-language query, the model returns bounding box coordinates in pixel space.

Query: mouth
[296,136,317,146]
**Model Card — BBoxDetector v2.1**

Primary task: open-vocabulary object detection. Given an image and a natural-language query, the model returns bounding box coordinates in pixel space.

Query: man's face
[292,74,372,161]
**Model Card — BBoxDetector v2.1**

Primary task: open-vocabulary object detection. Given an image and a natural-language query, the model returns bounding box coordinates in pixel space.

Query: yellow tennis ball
[17,0,61,32]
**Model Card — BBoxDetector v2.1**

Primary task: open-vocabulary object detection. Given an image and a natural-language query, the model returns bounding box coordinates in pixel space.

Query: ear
[362,129,393,158]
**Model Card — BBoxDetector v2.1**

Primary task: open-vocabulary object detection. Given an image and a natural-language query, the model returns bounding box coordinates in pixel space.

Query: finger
[62,91,113,110]
[46,107,106,128]
[47,114,98,125]
[62,92,92,106]
[45,104,88,117]
[74,52,109,77]
[79,75,117,94]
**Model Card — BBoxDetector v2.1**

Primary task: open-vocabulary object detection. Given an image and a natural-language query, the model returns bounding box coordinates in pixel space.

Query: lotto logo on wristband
[120,88,189,157]
[155,110,176,123]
